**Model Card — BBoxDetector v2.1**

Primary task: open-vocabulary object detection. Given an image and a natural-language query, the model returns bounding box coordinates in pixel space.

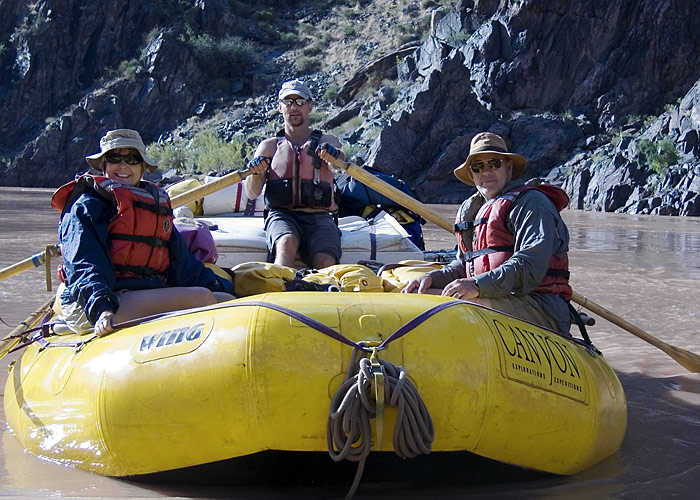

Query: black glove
[246,156,270,169]
[316,142,340,159]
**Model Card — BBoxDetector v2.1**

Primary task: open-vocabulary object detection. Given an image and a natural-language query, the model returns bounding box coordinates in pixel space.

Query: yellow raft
[4,292,626,477]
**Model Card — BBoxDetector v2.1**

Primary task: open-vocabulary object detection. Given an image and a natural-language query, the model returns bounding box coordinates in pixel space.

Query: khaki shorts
[470,295,565,334]
[55,283,124,335]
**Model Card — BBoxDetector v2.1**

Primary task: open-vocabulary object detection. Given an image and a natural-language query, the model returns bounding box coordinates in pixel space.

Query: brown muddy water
[1,187,699,499]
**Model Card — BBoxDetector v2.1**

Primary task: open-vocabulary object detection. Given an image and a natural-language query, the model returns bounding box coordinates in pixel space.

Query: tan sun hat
[85,129,158,173]
[278,79,313,100]
[454,132,527,186]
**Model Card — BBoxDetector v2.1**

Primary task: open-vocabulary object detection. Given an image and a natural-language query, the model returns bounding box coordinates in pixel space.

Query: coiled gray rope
[327,347,434,498]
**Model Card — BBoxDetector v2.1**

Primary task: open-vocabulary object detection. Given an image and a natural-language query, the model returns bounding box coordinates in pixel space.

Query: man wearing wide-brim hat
[403,132,576,335]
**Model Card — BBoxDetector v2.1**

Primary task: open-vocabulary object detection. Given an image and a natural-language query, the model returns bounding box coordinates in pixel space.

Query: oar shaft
[571,291,700,373]
[170,168,253,209]
[0,245,61,282]
[322,154,454,232]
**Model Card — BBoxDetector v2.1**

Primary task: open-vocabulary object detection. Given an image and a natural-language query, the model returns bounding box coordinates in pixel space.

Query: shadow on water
[127,450,554,498]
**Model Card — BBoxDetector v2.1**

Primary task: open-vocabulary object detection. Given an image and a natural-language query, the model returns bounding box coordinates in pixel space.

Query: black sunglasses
[470,158,503,173]
[280,97,310,107]
[105,153,143,166]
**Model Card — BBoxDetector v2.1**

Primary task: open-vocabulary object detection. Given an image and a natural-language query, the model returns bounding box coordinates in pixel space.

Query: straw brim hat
[85,129,158,173]
[454,132,526,186]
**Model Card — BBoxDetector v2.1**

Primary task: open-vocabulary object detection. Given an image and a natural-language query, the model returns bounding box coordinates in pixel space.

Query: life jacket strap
[465,246,513,262]
[109,233,169,248]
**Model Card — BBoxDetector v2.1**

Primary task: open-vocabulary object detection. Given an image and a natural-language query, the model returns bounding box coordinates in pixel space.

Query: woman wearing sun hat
[403,132,574,335]
[51,129,234,337]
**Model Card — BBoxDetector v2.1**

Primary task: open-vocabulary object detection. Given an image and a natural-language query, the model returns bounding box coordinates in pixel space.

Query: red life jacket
[52,175,173,281]
[453,185,572,299]
[264,130,337,211]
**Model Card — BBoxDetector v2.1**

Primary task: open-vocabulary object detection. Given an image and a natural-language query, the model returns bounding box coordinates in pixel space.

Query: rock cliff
[1,0,699,215]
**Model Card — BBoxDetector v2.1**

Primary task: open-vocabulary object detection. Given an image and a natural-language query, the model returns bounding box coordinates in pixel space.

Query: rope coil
[328,347,434,461]
[327,347,434,497]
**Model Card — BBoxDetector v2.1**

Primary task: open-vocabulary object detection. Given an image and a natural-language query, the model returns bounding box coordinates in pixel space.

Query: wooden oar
[170,167,253,208]
[0,245,62,283]
[0,168,253,283]
[0,296,55,359]
[320,152,700,373]
[571,291,700,372]
[322,153,453,232]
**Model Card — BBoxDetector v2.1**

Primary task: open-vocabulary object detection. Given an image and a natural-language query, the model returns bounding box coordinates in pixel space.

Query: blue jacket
[58,186,233,324]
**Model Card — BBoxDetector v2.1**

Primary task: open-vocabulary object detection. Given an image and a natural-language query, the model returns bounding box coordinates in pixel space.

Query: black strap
[113,263,166,278]
[132,200,172,216]
[308,129,323,173]
[567,301,593,345]
[465,246,513,262]
[244,198,257,216]
[546,269,570,279]
[109,233,169,247]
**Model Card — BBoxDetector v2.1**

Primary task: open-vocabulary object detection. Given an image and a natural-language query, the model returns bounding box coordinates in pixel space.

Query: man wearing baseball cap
[245,79,345,268]
[403,132,574,335]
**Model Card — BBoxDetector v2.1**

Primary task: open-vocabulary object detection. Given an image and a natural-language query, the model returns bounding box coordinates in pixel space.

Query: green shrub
[118,59,140,82]
[147,131,254,174]
[180,27,257,79]
[296,56,321,74]
[157,0,191,17]
[323,84,340,101]
[638,136,679,177]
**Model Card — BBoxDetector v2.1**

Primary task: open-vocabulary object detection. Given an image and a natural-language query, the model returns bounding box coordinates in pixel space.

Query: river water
[1,187,699,499]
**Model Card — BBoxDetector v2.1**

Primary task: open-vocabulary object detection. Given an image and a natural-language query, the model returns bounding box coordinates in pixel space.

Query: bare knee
[312,252,336,269]
[190,287,218,307]
[274,234,299,267]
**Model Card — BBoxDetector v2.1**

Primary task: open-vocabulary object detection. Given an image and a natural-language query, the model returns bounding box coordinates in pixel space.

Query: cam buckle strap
[308,129,323,184]
[465,246,513,262]
[369,345,385,450]
[453,217,487,232]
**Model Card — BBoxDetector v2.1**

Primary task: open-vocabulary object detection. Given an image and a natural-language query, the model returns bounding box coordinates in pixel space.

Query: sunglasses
[104,153,143,166]
[280,97,310,107]
[470,158,503,173]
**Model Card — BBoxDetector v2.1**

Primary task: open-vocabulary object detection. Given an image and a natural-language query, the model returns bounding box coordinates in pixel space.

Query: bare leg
[273,234,300,267]
[114,287,223,323]
[311,251,336,269]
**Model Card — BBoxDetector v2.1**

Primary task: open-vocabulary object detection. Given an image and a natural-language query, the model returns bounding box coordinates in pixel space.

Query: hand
[246,156,270,174]
[94,310,116,337]
[315,142,340,159]
[401,274,433,294]
[441,278,479,300]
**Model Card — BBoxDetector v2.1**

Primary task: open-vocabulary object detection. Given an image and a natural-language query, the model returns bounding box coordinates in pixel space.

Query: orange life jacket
[264,130,336,211]
[454,185,572,299]
[52,175,173,281]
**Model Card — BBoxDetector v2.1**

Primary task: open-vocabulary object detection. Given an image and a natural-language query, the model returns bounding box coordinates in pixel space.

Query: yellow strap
[370,347,385,450]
